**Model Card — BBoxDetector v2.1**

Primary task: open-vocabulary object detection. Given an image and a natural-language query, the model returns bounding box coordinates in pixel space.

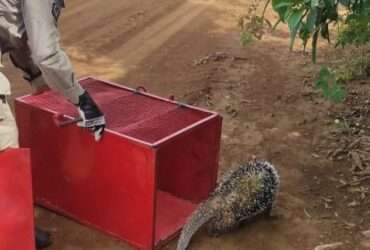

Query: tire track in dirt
[91,0,185,51]
[61,0,155,45]
[105,0,215,72]
[61,0,103,24]
[61,0,214,80]
[68,0,184,51]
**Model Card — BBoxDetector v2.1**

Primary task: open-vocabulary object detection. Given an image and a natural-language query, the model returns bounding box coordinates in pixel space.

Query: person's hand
[76,91,105,141]
[77,121,105,141]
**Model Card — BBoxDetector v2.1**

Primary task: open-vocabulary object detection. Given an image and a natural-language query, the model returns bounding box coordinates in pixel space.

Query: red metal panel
[23,109,156,249]
[15,77,222,250]
[0,149,35,250]
[156,116,222,203]
[155,191,196,245]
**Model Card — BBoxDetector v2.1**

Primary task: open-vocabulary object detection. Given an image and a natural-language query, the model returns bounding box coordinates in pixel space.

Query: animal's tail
[177,201,214,250]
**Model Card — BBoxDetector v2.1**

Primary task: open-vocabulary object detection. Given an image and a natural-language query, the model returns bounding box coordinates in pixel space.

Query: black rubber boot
[35,227,52,249]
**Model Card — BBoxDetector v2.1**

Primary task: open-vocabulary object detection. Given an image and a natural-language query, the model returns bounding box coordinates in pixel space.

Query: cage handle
[168,95,175,101]
[53,113,82,127]
[135,86,175,101]
[135,86,147,93]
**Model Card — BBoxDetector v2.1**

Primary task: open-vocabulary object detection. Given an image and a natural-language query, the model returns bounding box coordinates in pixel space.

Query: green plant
[315,67,346,103]
[240,31,254,46]
[335,53,370,82]
[337,3,370,47]
[239,0,369,103]
[265,0,370,103]
[239,0,272,46]
[270,0,370,62]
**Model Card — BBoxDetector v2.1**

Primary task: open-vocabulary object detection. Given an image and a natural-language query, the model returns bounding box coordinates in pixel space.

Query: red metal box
[0,149,35,250]
[15,77,222,249]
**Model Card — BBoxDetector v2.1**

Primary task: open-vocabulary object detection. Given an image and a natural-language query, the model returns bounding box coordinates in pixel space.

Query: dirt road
[5,0,369,249]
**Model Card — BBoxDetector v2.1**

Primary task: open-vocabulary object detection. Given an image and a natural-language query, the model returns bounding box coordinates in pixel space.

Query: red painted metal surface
[15,77,222,249]
[0,149,35,250]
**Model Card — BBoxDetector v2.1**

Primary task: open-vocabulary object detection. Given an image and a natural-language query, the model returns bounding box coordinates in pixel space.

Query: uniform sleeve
[21,0,83,104]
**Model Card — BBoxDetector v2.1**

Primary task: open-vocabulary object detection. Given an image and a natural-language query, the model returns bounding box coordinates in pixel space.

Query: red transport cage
[0,149,35,250]
[15,77,222,250]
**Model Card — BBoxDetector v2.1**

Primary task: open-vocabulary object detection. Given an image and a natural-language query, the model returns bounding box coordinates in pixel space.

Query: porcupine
[177,160,280,250]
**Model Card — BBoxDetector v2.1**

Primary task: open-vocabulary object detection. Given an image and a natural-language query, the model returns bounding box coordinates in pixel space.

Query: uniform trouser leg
[0,101,19,151]
[9,41,48,92]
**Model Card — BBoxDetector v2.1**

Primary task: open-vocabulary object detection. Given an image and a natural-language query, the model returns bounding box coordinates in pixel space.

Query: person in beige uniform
[0,73,18,149]
[0,0,106,249]
[0,0,105,138]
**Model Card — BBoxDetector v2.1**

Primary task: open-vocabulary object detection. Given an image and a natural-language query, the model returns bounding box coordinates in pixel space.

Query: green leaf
[312,29,320,63]
[338,0,350,7]
[311,0,320,8]
[329,83,346,103]
[323,0,335,8]
[328,5,339,21]
[315,67,346,103]
[306,8,318,32]
[315,67,330,88]
[284,8,292,21]
[318,66,330,77]
[274,1,292,9]
[287,8,305,50]
[240,31,254,46]
[299,22,311,50]
[321,23,330,42]
[287,9,304,29]
[272,0,292,20]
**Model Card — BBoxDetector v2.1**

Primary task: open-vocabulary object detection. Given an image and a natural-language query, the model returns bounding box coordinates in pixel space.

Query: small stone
[290,132,301,137]
[288,132,301,139]
[362,230,370,238]
[347,201,360,207]
[361,240,370,248]
[314,242,344,250]
[312,153,320,159]
[270,127,279,133]
[343,221,356,228]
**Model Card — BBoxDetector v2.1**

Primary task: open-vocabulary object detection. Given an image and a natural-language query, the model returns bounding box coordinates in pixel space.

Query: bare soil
[5,0,370,249]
